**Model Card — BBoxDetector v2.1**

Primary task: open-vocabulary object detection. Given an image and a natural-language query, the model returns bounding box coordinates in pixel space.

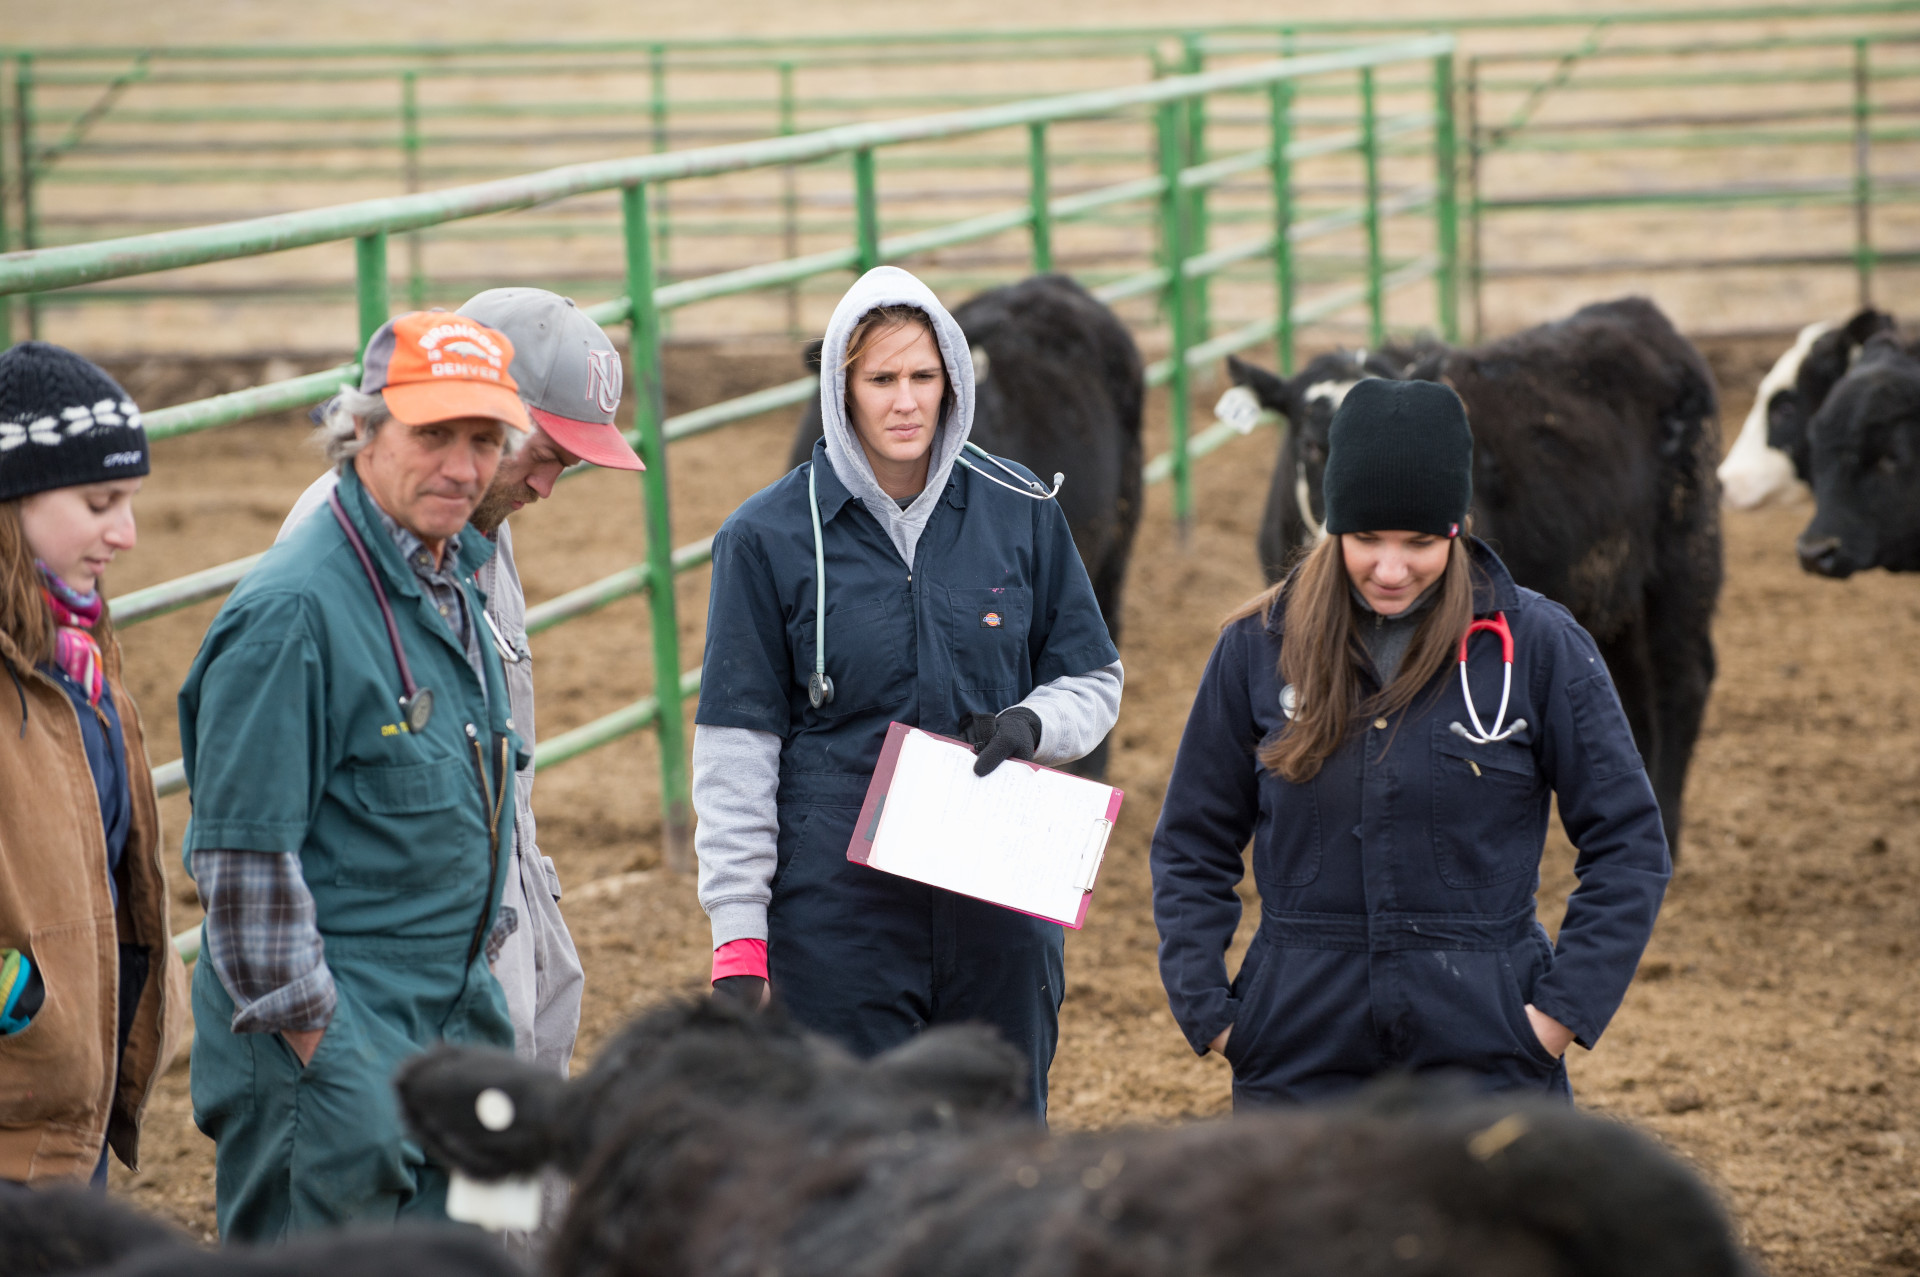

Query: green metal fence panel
[4,40,1460,942]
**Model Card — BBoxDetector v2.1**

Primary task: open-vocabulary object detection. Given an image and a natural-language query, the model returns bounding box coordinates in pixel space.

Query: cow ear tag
[402,687,434,733]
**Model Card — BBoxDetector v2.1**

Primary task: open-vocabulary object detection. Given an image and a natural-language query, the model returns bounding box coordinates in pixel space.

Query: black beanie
[1321,377,1472,537]
[0,342,149,503]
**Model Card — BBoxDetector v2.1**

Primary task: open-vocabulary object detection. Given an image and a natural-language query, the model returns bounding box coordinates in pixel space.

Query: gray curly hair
[311,386,525,465]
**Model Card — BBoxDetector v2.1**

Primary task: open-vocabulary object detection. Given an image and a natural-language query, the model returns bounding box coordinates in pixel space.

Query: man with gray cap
[279,289,641,1088]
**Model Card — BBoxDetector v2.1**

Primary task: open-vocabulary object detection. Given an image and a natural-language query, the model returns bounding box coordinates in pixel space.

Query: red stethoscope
[1450,612,1529,745]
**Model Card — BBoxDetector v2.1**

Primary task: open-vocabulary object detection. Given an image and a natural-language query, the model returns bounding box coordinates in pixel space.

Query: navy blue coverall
[698,438,1118,1109]
[1150,542,1670,1107]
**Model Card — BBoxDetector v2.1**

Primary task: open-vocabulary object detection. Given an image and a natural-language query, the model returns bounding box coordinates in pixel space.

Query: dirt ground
[82,332,1920,1276]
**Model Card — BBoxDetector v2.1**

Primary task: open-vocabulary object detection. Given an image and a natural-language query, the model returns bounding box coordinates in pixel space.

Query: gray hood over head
[817,266,975,566]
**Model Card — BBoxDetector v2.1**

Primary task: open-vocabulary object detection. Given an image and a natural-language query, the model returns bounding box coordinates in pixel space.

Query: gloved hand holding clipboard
[846,721,1124,929]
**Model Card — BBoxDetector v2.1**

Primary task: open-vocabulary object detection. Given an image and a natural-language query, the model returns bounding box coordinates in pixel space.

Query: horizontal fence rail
[0,39,1463,961]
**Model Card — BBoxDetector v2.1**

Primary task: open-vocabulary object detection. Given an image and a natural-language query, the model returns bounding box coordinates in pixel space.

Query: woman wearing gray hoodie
[692,267,1121,1113]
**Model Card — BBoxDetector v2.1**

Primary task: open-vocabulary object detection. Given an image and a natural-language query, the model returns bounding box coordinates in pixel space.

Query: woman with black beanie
[1150,377,1670,1105]
[0,341,184,1185]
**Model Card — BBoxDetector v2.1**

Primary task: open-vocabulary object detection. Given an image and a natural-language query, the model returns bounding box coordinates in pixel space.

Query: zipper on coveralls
[465,722,510,964]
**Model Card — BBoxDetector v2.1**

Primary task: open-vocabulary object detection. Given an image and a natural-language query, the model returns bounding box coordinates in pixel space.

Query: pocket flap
[351,758,469,814]
[1432,726,1537,777]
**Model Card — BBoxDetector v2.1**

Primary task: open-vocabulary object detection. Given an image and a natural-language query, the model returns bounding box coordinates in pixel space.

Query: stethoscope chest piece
[807,671,835,709]
[403,688,435,733]
[1278,683,1297,720]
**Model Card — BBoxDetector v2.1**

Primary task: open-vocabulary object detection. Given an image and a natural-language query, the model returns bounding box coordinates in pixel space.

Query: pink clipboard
[846,721,1124,929]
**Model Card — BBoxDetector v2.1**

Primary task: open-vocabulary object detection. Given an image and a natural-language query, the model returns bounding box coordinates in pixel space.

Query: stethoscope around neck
[804,442,1063,709]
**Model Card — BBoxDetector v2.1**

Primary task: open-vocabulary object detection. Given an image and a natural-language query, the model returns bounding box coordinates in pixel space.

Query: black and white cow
[396,996,1757,1277]
[1717,309,1896,509]
[788,273,1144,779]
[1226,297,1722,860]
[1796,332,1920,577]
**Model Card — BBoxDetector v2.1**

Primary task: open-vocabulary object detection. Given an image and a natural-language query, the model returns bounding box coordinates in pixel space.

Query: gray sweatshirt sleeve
[692,723,783,949]
[1018,658,1123,766]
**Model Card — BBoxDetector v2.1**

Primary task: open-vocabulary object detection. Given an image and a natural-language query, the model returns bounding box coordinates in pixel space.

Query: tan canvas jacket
[0,625,186,1184]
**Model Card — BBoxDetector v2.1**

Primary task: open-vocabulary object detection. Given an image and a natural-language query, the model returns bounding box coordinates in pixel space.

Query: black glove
[712,975,769,1011]
[957,707,1042,777]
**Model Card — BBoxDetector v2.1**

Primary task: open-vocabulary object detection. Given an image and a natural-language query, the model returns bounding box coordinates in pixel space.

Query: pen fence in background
[1,4,1913,354]
[0,39,1462,965]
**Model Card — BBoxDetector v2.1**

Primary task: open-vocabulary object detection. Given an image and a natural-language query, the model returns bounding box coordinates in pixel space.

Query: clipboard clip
[1075,818,1112,894]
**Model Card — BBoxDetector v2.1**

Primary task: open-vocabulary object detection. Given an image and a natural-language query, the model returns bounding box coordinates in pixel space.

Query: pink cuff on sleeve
[712,938,769,983]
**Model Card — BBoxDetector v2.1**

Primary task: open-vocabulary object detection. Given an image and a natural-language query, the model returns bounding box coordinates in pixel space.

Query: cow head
[1797,334,1920,577]
[1228,350,1412,564]
[1720,309,1896,510]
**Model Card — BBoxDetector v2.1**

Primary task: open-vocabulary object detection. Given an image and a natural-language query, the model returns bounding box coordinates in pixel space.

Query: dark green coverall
[178,465,519,1240]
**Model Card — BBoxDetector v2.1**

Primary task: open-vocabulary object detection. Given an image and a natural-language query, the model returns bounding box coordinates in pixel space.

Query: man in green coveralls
[178,311,530,1240]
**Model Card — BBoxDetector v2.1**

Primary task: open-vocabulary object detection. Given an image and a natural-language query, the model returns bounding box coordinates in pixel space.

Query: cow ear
[803,339,826,373]
[1226,355,1292,419]
[1845,308,1897,348]
[868,1024,1029,1117]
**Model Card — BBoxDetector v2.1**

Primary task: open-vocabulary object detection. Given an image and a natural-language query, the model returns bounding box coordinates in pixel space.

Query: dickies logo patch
[979,611,1004,629]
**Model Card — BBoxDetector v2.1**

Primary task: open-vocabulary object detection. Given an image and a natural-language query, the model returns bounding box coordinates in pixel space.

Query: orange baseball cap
[359,311,533,432]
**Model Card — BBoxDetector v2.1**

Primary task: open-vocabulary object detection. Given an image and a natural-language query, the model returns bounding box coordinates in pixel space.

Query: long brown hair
[0,500,55,666]
[1229,531,1476,783]
[0,498,118,671]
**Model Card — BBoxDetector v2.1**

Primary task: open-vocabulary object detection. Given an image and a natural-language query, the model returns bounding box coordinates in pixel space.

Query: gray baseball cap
[457,288,642,470]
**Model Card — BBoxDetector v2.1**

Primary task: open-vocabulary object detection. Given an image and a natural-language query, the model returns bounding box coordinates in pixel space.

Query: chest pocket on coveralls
[1430,722,1539,888]
[342,756,475,886]
[807,595,912,719]
[947,585,1032,694]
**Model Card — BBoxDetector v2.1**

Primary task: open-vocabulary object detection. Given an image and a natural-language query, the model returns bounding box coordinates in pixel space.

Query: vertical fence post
[1431,53,1460,344]
[779,60,800,338]
[14,54,37,341]
[1157,99,1194,542]
[650,44,671,318]
[1359,66,1384,348]
[401,71,425,311]
[1466,57,1485,343]
[852,146,879,274]
[1268,77,1295,376]
[622,182,692,875]
[1027,122,1052,275]
[1852,38,1875,308]
[1181,34,1211,344]
[354,232,389,347]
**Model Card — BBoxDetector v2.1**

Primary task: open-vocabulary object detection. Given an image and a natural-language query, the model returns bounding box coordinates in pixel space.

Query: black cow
[1797,332,1920,577]
[1228,297,1722,860]
[1717,308,1896,509]
[0,1182,523,1277]
[787,273,1144,779]
[397,997,1756,1277]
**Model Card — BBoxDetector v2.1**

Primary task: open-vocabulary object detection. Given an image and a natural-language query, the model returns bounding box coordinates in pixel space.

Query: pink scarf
[37,563,104,706]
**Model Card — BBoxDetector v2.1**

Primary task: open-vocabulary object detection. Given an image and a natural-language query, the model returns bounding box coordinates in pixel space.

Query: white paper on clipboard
[858,726,1121,927]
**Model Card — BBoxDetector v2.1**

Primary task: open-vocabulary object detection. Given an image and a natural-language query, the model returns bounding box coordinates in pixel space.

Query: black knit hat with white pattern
[0,342,150,502]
